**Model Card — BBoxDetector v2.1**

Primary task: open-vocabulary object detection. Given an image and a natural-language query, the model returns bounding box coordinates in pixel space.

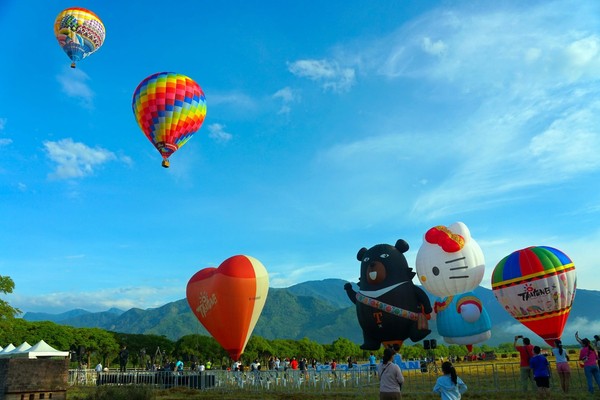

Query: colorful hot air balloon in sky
[491,246,576,346]
[186,255,269,361]
[132,72,207,168]
[54,7,105,68]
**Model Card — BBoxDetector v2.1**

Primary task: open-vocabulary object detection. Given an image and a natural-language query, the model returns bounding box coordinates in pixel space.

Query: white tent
[0,340,69,359]
[25,340,69,358]
[0,342,30,358]
[0,343,15,354]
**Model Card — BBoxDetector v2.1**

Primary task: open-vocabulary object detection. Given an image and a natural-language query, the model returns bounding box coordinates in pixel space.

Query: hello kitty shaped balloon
[416,222,491,349]
[416,222,485,297]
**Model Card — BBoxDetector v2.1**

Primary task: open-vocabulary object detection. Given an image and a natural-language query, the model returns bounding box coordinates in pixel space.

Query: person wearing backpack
[514,335,534,392]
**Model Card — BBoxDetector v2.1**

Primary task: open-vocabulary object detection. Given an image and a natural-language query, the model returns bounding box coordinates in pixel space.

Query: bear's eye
[363,257,370,262]
[432,266,440,276]
[380,254,389,259]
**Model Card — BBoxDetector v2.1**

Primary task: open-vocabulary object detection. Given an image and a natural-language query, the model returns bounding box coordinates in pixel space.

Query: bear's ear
[395,239,409,253]
[357,247,368,261]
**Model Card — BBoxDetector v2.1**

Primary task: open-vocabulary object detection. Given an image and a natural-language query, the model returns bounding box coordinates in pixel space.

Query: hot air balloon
[186,255,269,361]
[416,222,492,351]
[491,246,576,346]
[132,72,207,168]
[54,7,105,68]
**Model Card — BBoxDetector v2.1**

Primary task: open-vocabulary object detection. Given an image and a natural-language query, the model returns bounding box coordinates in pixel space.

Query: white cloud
[288,59,355,92]
[530,107,600,174]
[56,68,94,108]
[44,138,117,180]
[207,123,232,143]
[273,86,298,115]
[563,35,600,81]
[321,4,600,221]
[269,262,335,288]
[273,87,295,103]
[11,285,184,314]
[366,3,600,91]
[421,37,447,56]
[0,118,9,147]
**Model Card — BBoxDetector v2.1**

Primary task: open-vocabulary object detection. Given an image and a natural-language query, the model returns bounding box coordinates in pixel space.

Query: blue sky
[2,0,600,315]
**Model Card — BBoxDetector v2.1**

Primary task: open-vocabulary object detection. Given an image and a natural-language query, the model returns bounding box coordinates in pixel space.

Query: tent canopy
[0,340,69,359]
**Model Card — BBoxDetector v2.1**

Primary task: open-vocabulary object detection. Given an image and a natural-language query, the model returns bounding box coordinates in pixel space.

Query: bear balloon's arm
[344,282,357,304]
[415,287,433,314]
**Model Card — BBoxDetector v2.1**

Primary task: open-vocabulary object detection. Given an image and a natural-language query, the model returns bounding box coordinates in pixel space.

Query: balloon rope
[355,293,420,321]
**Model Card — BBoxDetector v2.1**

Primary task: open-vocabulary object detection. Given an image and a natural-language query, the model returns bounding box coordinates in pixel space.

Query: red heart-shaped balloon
[186,255,269,361]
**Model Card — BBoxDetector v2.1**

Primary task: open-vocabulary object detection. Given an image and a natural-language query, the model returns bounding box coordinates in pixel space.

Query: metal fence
[68,360,592,394]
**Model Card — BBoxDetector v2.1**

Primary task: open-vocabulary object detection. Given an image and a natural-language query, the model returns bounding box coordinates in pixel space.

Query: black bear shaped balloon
[344,239,432,350]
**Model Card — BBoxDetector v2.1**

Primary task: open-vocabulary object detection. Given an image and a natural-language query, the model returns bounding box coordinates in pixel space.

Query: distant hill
[22,280,598,346]
[24,307,124,324]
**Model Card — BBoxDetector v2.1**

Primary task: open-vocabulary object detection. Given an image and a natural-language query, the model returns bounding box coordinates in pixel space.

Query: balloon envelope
[186,255,269,361]
[132,72,207,167]
[491,246,576,346]
[54,7,105,68]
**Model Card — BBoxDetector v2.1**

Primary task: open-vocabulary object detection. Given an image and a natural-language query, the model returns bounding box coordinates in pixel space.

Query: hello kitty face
[415,222,485,298]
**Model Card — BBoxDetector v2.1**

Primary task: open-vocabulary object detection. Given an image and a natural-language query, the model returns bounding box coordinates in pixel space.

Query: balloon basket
[161,159,170,168]
[70,62,76,69]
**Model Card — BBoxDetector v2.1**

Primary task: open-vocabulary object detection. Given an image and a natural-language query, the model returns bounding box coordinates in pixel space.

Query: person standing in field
[529,346,550,399]
[552,339,570,393]
[370,352,378,375]
[378,347,404,400]
[433,361,467,400]
[580,338,600,394]
[514,335,534,392]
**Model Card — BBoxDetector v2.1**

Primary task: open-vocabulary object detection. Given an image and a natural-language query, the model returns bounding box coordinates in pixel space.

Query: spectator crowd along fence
[68,360,592,395]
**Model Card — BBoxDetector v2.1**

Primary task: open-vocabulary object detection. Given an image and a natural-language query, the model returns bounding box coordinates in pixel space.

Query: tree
[244,335,273,364]
[0,275,21,319]
[295,337,325,361]
[326,337,360,361]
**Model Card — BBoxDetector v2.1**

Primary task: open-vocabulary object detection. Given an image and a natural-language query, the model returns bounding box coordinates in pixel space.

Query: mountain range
[23,279,599,346]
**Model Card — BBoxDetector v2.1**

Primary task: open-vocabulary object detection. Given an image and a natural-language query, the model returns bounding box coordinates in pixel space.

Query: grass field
[67,360,598,399]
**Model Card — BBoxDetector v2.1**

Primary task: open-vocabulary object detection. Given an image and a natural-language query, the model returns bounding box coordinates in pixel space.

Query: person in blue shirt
[175,360,184,374]
[369,352,377,375]
[529,346,550,399]
[433,361,467,400]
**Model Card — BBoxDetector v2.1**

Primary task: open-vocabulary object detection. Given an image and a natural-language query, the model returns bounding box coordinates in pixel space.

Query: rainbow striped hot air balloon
[54,7,105,68]
[491,246,576,346]
[186,255,269,361]
[132,72,207,168]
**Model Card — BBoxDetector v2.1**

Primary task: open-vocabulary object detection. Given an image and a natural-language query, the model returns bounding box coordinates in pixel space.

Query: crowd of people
[97,331,600,398]
[513,331,600,398]
[374,330,600,400]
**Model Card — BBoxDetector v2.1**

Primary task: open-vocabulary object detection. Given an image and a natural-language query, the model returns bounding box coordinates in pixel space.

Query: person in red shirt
[290,356,299,370]
[514,335,534,392]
